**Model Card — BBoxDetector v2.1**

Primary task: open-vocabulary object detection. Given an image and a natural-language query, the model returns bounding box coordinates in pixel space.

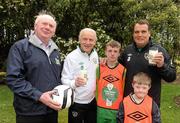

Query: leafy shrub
[0,72,6,84]
[55,20,113,60]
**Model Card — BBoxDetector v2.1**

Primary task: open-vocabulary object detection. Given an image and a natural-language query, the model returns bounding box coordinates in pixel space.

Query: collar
[35,35,52,48]
[106,62,119,69]
[78,46,95,55]
[28,32,59,52]
[133,38,153,52]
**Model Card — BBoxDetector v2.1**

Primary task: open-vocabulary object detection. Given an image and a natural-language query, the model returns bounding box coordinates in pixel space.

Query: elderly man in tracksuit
[61,28,99,123]
[6,11,62,123]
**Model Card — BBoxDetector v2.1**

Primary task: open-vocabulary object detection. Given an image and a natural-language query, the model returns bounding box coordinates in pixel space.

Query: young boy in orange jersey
[117,72,161,123]
[96,40,126,123]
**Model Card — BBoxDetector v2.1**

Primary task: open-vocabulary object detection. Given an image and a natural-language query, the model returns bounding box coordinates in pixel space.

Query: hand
[75,76,86,87]
[100,57,107,66]
[153,52,164,68]
[39,90,61,111]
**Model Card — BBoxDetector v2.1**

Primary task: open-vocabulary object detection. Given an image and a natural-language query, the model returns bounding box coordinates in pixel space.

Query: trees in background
[0,0,48,70]
[0,0,179,70]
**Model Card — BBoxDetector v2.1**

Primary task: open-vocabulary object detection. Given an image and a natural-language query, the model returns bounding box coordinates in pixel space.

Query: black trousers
[68,98,97,123]
[16,112,58,123]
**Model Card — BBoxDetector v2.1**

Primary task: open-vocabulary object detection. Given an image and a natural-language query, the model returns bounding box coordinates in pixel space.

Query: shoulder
[146,95,153,101]
[66,49,78,57]
[123,95,131,102]
[150,41,167,53]
[65,48,80,62]
[122,43,134,55]
[12,38,28,47]
[91,49,98,58]
[118,63,125,68]
[10,38,29,52]
[124,44,134,51]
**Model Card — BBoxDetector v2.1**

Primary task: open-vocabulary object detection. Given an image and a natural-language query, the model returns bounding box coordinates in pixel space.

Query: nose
[111,51,115,56]
[137,32,143,36]
[85,39,92,44]
[45,24,51,29]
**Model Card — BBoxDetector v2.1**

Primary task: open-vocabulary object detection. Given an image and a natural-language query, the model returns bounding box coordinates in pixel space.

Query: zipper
[48,56,51,64]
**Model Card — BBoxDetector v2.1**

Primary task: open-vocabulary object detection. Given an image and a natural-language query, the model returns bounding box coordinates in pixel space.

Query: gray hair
[79,28,97,41]
[34,10,57,26]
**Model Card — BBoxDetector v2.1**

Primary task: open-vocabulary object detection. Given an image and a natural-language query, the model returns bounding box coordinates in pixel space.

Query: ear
[105,49,108,56]
[131,82,135,88]
[148,84,151,90]
[118,52,120,57]
[34,24,37,31]
[148,31,151,37]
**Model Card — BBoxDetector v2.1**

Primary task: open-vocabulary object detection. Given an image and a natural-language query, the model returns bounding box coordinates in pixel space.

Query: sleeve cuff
[33,90,43,101]
[157,63,167,71]
[70,80,77,89]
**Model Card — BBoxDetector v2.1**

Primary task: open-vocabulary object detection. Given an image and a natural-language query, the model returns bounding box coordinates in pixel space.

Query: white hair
[34,10,57,27]
[79,28,97,41]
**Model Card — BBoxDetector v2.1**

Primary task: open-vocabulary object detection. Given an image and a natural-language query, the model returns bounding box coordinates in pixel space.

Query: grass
[160,83,180,122]
[0,83,180,123]
[0,85,68,123]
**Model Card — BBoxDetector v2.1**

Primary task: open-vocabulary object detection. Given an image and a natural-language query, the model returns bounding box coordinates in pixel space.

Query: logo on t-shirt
[127,111,148,121]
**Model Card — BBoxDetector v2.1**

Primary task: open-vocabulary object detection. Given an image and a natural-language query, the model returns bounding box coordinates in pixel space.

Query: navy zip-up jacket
[6,35,62,116]
[119,39,176,107]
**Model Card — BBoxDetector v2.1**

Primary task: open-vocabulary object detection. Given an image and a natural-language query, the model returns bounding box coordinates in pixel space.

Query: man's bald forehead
[35,14,56,26]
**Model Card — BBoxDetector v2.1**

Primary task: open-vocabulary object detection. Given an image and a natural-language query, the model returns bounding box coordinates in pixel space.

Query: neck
[132,94,144,104]
[107,61,118,68]
[79,46,93,55]
[35,33,50,46]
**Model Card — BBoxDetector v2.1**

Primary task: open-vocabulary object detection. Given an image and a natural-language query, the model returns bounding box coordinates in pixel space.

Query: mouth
[42,28,52,34]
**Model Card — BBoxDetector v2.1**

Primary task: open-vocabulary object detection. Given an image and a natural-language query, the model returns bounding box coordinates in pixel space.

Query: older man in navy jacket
[6,10,62,123]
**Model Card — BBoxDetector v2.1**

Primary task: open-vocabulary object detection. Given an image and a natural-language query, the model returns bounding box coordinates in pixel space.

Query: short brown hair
[132,19,151,32]
[105,40,121,50]
[133,72,151,86]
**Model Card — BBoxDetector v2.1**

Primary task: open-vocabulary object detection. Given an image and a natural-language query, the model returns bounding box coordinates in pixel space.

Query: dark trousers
[16,112,58,123]
[68,98,97,123]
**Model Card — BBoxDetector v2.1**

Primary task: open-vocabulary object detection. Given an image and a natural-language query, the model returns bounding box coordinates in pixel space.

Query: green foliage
[175,57,180,73]
[55,37,78,60]
[0,0,179,68]
[88,21,113,57]
[93,0,179,59]
[0,72,6,82]
[55,20,113,60]
[0,0,49,69]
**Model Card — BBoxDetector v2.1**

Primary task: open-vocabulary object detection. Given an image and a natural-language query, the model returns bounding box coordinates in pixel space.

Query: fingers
[75,76,86,87]
[39,91,61,111]
[48,101,61,111]
[154,52,164,67]
[100,57,107,65]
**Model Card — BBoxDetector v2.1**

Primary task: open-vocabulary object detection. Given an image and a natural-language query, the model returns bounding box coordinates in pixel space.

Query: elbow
[164,73,176,83]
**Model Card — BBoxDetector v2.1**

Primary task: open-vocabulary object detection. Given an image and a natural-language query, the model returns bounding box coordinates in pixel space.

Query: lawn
[0,83,180,123]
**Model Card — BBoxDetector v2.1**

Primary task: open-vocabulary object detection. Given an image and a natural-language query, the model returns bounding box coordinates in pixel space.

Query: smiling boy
[117,72,161,123]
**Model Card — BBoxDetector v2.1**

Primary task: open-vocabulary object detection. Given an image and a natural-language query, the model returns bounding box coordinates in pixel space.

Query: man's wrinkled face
[79,31,96,54]
[34,15,56,43]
